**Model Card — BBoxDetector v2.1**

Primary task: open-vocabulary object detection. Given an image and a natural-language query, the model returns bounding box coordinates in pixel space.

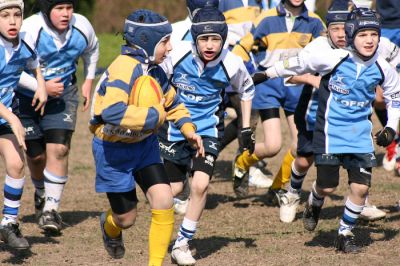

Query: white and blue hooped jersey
[269,45,400,154]
[0,35,38,126]
[161,41,254,141]
[18,12,99,98]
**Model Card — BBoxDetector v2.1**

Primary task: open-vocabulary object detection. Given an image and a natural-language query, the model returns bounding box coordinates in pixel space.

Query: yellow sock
[235,150,260,171]
[104,209,122,239]
[271,149,295,190]
[148,208,174,266]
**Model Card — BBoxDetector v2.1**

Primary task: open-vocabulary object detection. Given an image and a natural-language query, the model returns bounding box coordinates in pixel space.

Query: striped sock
[339,198,364,235]
[43,169,67,212]
[2,175,25,225]
[308,182,324,207]
[289,161,307,194]
[174,217,197,247]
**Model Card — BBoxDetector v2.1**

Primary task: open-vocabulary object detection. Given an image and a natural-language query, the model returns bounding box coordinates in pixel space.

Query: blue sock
[339,198,364,235]
[2,175,25,225]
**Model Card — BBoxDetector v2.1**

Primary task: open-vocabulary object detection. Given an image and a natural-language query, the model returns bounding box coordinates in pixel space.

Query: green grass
[76,33,124,84]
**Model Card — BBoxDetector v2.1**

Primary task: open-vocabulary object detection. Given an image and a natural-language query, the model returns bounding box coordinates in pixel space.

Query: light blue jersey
[18,12,99,98]
[161,41,254,142]
[268,43,400,154]
[0,35,38,126]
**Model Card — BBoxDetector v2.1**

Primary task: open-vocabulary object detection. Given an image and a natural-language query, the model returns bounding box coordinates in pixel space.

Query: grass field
[0,34,400,265]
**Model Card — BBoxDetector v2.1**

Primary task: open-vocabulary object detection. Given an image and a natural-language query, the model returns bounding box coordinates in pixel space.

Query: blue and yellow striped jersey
[232,2,325,67]
[219,0,263,46]
[90,46,195,143]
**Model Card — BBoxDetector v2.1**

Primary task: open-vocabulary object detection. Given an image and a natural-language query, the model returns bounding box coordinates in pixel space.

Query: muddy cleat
[265,188,286,207]
[38,210,63,233]
[334,231,362,253]
[100,212,125,259]
[279,191,300,223]
[248,166,273,188]
[359,205,386,221]
[0,223,30,250]
[171,243,196,265]
[303,201,321,231]
[34,192,45,220]
[232,157,249,198]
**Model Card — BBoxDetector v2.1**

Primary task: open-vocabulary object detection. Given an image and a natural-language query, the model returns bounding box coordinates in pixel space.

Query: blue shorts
[314,153,377,169]
[297,129,314,157]
[15,85,79,140]
[251,77,303,112]
[93,135,163,193]
[159,136,220,166]
[381,28,400,47]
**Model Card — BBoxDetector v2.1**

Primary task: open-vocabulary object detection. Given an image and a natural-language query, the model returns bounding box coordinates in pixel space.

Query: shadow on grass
[190,236,256,260]
[0,236,59,264]
[304,226,399,249]
[21,211,102,228]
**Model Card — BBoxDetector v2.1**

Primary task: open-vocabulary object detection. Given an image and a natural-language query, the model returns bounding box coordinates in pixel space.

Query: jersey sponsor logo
[102,124,148,138]
[63,113,73,123]
[208,140,218,151]
[159,142,177,156]
[205,154,215,166]
[173,73,196,92]
[24,126,35,136]
[391,101,400,108]
[0,87,13,98]
[242,78,251,88]
[360,168,371,175]
[181,91,204,102]
[390,91,400,100]
[335,97,369,107]
[329,75,349,95]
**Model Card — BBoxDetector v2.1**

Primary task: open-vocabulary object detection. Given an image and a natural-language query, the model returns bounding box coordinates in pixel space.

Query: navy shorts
[314,153,376,188]
[15,85,79,140]
[297,129,314,157]
[93,135,163,193]
[159,136,220,166]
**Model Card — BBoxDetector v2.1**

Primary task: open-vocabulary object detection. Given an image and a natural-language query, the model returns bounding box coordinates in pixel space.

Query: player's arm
[287,74,321,88]
[79,15,100,112]
[0,103,26,150]
[230,60,255,153]
[30,67,48,115]
[374,61,400,147]
[98,80,165,132]
[252,48,347,85]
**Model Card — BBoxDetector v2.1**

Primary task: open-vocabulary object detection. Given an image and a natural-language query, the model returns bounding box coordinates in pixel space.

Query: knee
[265,143,281,157]
[114,212,137,229]
[319,187,336,196]
[191,180,209,196]
[350,183,369,198]
[7,160,24,178]
[294,157,312,172]
[53,144,70,160]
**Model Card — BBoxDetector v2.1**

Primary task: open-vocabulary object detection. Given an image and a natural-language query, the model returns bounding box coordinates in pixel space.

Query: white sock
[43,169,67,212]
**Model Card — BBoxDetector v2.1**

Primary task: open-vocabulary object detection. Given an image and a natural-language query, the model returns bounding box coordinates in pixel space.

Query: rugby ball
[129,75,163,107]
